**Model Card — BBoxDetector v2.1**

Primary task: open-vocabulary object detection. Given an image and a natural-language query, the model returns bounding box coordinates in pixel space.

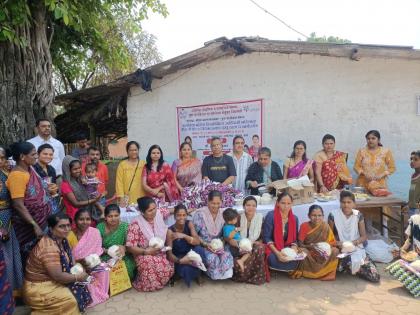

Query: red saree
[320,151,352,191]
[143,163,180,202]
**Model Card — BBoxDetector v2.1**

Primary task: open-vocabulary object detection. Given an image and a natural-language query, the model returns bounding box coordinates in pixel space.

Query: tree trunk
[0,1,54,146]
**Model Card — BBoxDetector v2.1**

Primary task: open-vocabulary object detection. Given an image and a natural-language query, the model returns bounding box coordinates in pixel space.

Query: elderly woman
[172,142,202,192]
[167,204,206,287]
[6,142,52,264]
[314,134,352,193]
[23,213,91,314]
[61,155,102,223]
[192,190,234,280]
[231,196,266,284]
[354,130,396,192]
[245,147,283,195]
[291,205,339,280]
[0,146,23,292]
[283,140,314,182]
[97,204,136,280]
[328,190,380,282]
[126,197,174,291]
[115,141,146,207]
[262,192,299,281]
[67,209,109,307]
[142,145,180,202]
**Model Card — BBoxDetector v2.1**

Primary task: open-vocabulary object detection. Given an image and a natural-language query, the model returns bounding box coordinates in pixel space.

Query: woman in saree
[0,146,23,293]
[354,130,396,192]
[262,192,299,281]
[0,243,14,315]
[97,204,136,280]
[61,155,103,224]
[231,196,266,285]
[172,142,202,192]
[192,190,234,280]
[283,140,314,182]
[291,205,339,280]
[167,204,206,287]
[328,190,380,282]
[23,213,91,314]
[314,134,352,193]
[126,197,174,291]
[6,142,52,264]
[142,145,180,203]
[67,209,109,307]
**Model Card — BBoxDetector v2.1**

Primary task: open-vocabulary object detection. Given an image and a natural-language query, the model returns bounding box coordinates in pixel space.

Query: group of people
[0,117,419,314]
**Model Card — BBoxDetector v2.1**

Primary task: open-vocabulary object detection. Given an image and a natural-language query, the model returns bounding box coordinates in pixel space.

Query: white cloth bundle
[149,237,165,249]
[107,245,121,259]
[85,254,101,269]
[280,247,297,261]
[186,250,207,271]
[210,238,223,251]
[70,263,84,275]
[316,242,332,256]
[341,241,356,253]
[239,238,252,252]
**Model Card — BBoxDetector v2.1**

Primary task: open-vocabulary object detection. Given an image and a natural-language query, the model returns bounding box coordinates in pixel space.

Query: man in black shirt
[202,137,236,184]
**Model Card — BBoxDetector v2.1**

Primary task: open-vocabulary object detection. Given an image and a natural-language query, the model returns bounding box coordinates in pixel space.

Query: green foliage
[307,32,351,44]
[1,0,167,92]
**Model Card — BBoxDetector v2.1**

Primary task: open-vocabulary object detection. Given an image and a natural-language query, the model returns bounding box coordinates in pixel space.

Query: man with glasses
[202,137,236,185]
[228,136,253,194]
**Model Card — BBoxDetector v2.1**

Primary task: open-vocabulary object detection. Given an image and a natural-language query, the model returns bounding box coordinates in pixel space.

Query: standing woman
[328,190,380,282]
[0,146,23,294]
[284,140,314,182]
[262,192,299,281]
[167,204,206,287]
[6,142,52,263]
[192,190,234,280]
[97,204,136,280]
[61,156,102,223]
[0,243,14,315]
[33,144,60,214]
[314,134,352,193]
[115,141,146,207]
[142,145,180,202]
[354,130,396,191]
[172,142,202,192]
[67,209,109,307]
[291,205,339,280]
[232,196,266,284]
[126,197,174,292]
[408,151,420,216]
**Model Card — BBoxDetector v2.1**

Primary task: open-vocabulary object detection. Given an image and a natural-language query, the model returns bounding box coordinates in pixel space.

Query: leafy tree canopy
[306,32,351,44]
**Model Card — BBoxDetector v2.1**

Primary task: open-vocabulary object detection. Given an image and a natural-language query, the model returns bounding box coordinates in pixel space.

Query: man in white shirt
[27,118,65,176]
[229,135,253,195]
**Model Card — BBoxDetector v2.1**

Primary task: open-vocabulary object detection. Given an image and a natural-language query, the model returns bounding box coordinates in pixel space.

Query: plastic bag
[365,239,398,263]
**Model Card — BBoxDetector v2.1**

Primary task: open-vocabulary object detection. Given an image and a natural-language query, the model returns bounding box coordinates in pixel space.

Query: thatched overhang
[54,37,420,143]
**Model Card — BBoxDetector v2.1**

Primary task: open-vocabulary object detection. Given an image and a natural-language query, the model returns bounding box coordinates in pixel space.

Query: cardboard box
[302,183,315,204]
[288,184,304,205]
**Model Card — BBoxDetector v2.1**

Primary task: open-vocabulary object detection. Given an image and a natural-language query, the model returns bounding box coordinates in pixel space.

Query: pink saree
[72,227,109,307]
[287,159,314,178]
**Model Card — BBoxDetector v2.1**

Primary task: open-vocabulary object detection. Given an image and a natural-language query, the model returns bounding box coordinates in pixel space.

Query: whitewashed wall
[127,52,420,162]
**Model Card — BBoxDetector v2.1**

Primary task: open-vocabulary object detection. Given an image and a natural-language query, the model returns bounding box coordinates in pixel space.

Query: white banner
[176,99,263,159]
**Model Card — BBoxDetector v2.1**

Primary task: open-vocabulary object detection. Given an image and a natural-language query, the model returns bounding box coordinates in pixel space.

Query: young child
[83,163,102,199]
[408,151,420,217]
[222,208,251,272]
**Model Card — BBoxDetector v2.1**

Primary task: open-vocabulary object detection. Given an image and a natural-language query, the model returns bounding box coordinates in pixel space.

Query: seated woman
[245,147,283,195]
[283,140,314,182]
[192,190,234,280]
[291,205,339,280]
[314,134,352,193]
[97,204,136,280]
[61,155,103,224]
[229,196,266,284]
[23,213,91,314]
[354,130,396,192]
[126,197,174,291]
[262,192,299,281]
[142,145,180,203]
[172,142,202,192]
[67,209,109,307]
[33,143,60,214]
[328,190,380,282]
[167,204,205,287]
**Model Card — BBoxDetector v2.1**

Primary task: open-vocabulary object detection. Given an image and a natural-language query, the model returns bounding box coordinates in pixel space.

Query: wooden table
[357,196,406,245]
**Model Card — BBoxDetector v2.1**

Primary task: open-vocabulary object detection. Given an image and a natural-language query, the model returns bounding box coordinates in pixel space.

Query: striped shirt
[229,151,253,195]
